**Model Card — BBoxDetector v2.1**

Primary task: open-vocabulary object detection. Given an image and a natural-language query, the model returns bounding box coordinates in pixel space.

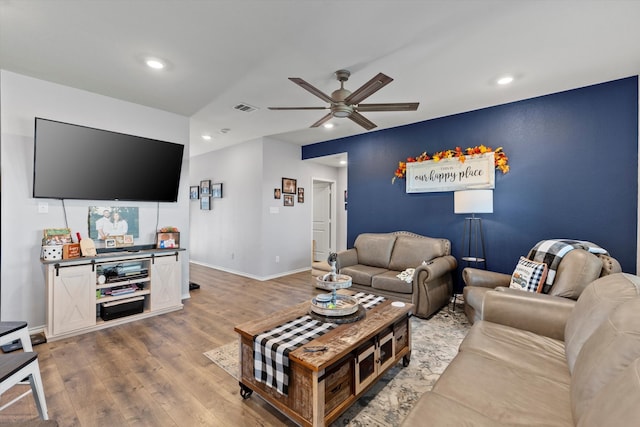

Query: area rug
[204,306,470,426]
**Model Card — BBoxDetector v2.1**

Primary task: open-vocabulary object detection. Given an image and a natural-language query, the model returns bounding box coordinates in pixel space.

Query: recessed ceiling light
[339,160,347,165]
[323,123,334,129]
[145,58,166,70]
[202,134,212,141]
[497,75,514,85]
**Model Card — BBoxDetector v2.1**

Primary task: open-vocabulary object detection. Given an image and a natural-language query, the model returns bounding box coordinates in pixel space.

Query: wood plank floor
[0,264,321,426]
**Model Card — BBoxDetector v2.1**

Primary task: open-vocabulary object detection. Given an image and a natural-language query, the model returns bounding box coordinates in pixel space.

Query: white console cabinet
[43,249,184,341]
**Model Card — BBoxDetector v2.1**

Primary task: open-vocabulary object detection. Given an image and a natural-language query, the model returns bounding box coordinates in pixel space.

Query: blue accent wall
[303,77,638,287]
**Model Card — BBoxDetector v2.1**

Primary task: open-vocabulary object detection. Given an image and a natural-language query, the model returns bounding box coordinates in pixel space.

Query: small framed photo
[200,196,211,210]
[282,177,297,194]
[200,180,211,197]
[283,194,294,206]
[274,188,281,199]
[211,183,223,198]
[190,186,200,200]
[104,238,117,248]
[297,187,304,203]
[124,235,134,245]
[156,232,180,249]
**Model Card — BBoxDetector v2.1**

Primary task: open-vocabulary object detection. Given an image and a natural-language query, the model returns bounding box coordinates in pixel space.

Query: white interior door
[313,181,332,262]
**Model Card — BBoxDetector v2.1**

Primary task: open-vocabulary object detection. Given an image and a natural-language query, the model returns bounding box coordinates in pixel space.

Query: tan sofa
[334,231,457,318]
[463,249,622,324]
[402,272,640,426]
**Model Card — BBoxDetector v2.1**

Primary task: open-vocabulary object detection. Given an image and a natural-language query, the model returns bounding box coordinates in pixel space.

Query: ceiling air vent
[233,103,258,113]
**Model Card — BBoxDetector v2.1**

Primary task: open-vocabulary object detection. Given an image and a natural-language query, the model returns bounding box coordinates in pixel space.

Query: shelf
[461,257,485,263]
[96,289,150,304]
[96,277,149,289]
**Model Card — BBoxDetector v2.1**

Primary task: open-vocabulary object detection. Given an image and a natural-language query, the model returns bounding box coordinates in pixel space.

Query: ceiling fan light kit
[269,69,419,130]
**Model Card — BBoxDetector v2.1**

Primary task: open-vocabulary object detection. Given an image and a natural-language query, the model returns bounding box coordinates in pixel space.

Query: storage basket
[42,245,63,261]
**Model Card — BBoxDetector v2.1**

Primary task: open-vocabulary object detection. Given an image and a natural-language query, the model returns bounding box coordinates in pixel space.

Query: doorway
[312,180,334,262]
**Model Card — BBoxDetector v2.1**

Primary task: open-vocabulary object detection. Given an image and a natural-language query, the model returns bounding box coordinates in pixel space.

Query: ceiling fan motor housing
[331,87,353,117]
[332,104,353,118]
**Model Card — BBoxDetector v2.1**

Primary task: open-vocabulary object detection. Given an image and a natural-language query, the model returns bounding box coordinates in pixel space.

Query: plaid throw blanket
[253,293,386,395]
[527,239,608,292]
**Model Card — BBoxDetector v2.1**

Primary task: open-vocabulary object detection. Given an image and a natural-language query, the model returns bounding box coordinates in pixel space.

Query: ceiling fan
[268,69,419,130]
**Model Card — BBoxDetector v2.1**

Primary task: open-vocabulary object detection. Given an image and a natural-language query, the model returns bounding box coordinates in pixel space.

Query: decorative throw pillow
[510,256,548,293]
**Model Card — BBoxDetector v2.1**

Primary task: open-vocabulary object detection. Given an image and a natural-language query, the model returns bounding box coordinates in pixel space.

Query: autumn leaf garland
[392,145,509,183]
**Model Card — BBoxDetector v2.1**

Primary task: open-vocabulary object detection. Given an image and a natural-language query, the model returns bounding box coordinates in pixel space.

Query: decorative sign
[406,152,495,193]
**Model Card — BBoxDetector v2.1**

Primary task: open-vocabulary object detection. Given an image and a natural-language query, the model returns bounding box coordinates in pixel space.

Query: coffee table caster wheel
[403,354,411,367]
[239,382,253,399]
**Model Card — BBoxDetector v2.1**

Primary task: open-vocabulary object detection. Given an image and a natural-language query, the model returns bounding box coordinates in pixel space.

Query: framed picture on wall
[297,187,304,203]
[282,177,297,194]
[200,196,211,210]
[190,186,199,199]
[211,183,223,198]
[274,188,281,199]
[200,180,211,197]
[283,194,294,206]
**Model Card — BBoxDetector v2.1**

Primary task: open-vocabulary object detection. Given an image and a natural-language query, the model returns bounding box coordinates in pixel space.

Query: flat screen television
[33,118,184,202]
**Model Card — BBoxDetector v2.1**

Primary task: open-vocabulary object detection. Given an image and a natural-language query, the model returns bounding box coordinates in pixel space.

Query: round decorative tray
[310,294,359,317]
[315,274,352,290]
[309,304,366,324]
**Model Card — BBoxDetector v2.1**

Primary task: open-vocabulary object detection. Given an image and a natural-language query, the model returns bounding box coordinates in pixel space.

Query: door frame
[311,177,337,261]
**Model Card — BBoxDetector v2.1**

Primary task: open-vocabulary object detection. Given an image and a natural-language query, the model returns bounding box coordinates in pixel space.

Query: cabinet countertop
[41,247,185,266]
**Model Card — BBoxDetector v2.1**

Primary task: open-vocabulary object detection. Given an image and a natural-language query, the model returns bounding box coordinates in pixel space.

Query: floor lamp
[454,189,493,269]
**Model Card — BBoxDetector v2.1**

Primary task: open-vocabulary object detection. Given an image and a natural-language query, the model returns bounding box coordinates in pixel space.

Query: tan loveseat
[334,231,457,318]
[402,272,640,426]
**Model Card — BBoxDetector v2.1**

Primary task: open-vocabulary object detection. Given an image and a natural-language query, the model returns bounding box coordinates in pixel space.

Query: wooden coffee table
[234,293,413,427]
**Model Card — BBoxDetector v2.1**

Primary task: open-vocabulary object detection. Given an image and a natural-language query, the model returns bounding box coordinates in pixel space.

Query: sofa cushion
[548,249,603,299]
[459,320,569,383]
[402,391,506,427]
[339,265,387,287]
[577,358,640,427]
[564,273,640,372]
[371,271,413,294]
[570,298,640,422]
[430,351,573,426]
[388,236,447,271]
[509,256,547,292]
[353,233,396,268]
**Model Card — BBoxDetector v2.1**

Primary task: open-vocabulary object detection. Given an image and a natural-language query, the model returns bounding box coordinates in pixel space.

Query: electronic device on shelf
[98,262,148,283]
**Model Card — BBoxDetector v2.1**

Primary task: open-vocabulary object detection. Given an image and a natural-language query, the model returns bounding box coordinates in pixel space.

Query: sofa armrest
[482,287,576,340]
[462,267,511,289]
[414,255,457,286]
[336,248,358,271]
[411,255,457,318]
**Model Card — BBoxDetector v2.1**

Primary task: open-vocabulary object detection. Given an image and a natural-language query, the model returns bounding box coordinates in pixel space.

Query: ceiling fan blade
[289,77,334,104]
[310,113,333,128]
[344,73,393,105]
[357,102,419,112]
[348,112,377,130]
[268,106,328,110]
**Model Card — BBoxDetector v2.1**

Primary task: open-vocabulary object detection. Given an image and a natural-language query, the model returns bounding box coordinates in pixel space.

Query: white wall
[0,70,191,328]
[189,136,344,279]
[188,138,264,275]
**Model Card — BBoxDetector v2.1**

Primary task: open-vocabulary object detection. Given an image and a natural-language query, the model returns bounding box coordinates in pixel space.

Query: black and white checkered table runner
[253,293,386,395]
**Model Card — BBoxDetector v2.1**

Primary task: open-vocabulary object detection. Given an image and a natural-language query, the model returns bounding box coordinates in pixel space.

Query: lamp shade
[454,190,493,214]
